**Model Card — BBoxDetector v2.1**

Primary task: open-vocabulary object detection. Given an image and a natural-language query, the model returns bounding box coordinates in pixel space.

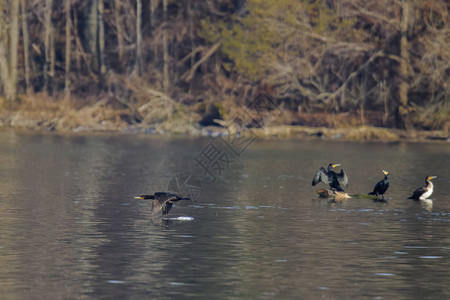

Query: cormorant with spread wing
[369,170,389,200]
[135,192,190,215]
[312,163,348,192]
[408,176,436,201]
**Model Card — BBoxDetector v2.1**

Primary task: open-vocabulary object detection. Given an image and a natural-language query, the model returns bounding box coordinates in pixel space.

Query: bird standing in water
[312,163,348,191]
[369,170,389,200]
[408,176,437,201]
[135,192,190,215]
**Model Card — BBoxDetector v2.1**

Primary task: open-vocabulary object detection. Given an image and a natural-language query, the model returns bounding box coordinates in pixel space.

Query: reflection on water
[0,129,449,299]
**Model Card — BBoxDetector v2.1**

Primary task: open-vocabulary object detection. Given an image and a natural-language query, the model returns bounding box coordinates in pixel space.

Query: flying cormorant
[312,163,348,192]
[408,176,436,201]
[135,192,190,215]
[369,170,389,200]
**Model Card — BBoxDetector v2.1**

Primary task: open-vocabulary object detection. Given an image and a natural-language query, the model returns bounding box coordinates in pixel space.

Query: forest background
[0,0,448,138]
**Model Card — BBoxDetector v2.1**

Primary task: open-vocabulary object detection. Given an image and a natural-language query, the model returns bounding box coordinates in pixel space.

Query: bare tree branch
[181,42,221,82]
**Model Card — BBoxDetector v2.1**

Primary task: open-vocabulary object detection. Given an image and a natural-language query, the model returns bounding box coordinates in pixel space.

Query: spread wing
[162,202,173,215]
[151,197,162,214]
[336,169,348,187]
[150,193,172,214]
[154,192,176,201]
[312,167,329,186]
[155,192,185,203]
[153,192,183,215]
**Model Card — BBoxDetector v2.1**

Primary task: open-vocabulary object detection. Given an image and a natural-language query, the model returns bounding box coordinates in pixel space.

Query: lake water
[0,129,449,299]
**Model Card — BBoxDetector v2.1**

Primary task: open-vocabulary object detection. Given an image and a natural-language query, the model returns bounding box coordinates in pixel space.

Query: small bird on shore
[312,163,348,191]
[135,192,190,216]
[408,176,437,201]
[369,170,389,200]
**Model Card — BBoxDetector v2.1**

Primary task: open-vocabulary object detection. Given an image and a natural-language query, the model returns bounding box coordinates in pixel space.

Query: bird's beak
[429,176,437,180]
[332,164,341,168]
[134,196,144,200]
[383,170,389,175]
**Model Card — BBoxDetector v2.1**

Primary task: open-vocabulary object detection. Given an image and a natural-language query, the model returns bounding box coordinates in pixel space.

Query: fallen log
[316,189,382,201]
[316,189,351,201]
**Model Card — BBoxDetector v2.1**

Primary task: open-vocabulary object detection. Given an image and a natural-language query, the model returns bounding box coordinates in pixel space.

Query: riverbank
[1,107,448,143]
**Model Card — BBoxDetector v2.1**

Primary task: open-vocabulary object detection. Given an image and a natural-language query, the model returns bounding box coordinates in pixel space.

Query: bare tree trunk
[162,0,169,93]
[360,70,368,125]
[0,0,11,101]
[188,0,195,92]
[10,0,19,100]
[398,1,411,129]
[80,0,98,73]
[98,0,106,79]
[50,24,55,95]
[150,0,158,57]
[64,0,71,97]
[383,89,389,126]
[21,0,31,95]
[135,0,142,75]
[114,0,123,62]
[73,9,96,80]
[150,0,157,34]
[0,0,15,101]
[73,10,81,71]
[44,0,52,94]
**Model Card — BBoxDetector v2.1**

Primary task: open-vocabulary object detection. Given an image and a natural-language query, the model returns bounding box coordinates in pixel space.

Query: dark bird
[369,170,389,200]
[135,192,190,215]
[312,163,348,191]
[408,176,437,201]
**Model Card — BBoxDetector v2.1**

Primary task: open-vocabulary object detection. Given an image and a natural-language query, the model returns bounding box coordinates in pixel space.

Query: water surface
[0,130,449,299]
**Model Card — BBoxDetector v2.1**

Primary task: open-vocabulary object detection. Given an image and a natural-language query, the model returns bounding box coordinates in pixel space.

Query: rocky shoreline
[1,110,448,143]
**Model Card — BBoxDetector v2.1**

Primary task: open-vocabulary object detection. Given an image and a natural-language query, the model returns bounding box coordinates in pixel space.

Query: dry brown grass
[1,94,135,132]
[414,101,450,134]
[344,126,400,141]
[293,110,385,128]
[0,92,447,142]
[249,125,401,141]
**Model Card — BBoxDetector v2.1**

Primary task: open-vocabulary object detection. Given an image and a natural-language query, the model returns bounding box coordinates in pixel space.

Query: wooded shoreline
[0,1,448,137]
[1,102,447,143]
